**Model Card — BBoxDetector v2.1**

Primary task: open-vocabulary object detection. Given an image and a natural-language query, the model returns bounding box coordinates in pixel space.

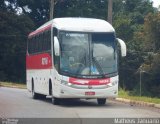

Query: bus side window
[46,31,50,51]
[37,34,41,53]
[32,36,35,53]
[36,35,40,53]
[35,36,37,53]
[46,32,48,51]
[28,38,30,54]
[44,31,47,52]
[31,37,35,54]
[39,33,42,53]
[48,30,51,51]
[32,36,34,53]
[40,33,44,53]
[42,32,45,52]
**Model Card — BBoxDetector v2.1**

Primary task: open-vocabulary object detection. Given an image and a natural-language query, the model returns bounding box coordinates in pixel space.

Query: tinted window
[28,30,51,54]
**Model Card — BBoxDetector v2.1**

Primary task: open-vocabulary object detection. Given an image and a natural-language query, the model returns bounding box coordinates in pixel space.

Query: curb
[155,104,160,109]
[115,98,160,109]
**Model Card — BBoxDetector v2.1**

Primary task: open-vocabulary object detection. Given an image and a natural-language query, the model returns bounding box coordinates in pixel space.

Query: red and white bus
[26,18,126,105]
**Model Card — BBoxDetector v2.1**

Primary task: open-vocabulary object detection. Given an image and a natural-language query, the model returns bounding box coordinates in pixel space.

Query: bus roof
[29,18,115,37]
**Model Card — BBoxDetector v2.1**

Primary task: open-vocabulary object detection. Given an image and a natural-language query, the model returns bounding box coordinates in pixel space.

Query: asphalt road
[0,87,160,119]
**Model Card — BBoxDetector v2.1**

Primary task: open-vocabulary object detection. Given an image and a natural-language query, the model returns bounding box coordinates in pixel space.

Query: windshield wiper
[92,57,105,76]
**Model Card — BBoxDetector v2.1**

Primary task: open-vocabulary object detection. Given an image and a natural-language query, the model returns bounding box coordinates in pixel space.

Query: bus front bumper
[55,84,118,99]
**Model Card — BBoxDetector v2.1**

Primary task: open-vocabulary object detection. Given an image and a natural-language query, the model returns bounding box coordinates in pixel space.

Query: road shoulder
[114,97,160,109]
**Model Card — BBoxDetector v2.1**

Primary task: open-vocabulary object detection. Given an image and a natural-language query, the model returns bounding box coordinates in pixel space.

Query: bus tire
[32,80,38,99]
[49,79,52,95]
[97,98,106,105]
[52,97,60,105]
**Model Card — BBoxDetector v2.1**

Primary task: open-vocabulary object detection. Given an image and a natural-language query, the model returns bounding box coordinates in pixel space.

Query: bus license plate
[85,92,95,96]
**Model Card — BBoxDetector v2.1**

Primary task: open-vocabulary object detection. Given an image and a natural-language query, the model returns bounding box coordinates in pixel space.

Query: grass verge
[0,81,26,89]
[119,88,160,104]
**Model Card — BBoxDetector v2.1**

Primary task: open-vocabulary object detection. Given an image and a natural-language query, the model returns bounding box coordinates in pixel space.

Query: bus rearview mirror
[117,38,127,57]
[54,37,60,56]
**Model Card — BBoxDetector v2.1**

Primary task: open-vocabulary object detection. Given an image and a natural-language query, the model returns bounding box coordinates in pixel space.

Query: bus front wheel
[97,98,106,105]
[52,97,61,105]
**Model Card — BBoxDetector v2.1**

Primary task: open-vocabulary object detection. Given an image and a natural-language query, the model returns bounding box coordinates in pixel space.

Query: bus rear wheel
[32,89,38,99]
[97,98,106,105]
[32,81,39,99]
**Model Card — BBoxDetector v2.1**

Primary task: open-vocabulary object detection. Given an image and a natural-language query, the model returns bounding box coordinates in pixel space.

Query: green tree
[16,0,109,27]
[143,13,160,52]
[0,11,34,82]
[112,0,155,92]
[134,12,160,97]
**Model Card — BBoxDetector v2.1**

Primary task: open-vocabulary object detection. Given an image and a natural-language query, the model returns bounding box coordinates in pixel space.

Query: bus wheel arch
[49,79,61,105]
[31,78,38,99]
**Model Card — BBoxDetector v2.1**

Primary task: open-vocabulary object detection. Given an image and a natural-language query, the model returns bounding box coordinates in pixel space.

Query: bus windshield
[59,31,117,78]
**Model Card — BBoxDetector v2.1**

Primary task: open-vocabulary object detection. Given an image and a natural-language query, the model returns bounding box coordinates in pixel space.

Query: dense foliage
[0,0,159,97]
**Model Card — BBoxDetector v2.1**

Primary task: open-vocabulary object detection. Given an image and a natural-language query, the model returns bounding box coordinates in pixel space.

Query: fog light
[112,81,118,86]
[114,91,117,94]
[61,89,64,94]
[61,80,72,86]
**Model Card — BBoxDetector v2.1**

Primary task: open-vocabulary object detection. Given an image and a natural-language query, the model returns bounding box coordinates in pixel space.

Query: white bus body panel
[27,69,51,95]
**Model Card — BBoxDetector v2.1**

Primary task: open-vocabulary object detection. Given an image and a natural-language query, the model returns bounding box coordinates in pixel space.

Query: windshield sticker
[65,33,85,37]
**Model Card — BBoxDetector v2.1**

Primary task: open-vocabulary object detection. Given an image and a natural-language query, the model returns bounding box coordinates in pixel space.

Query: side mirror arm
[54,37,60,56]
[117,38,127,57]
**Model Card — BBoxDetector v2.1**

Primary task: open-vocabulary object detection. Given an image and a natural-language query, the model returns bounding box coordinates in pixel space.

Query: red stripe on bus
[26,53,52,69]
[69,77,110,85]
[28,24,52,38]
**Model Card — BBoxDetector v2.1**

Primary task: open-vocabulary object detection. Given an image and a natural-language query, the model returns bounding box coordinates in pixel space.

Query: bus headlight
[106,81,117,88]
[61,80,72,86]
[61,80,68,85]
